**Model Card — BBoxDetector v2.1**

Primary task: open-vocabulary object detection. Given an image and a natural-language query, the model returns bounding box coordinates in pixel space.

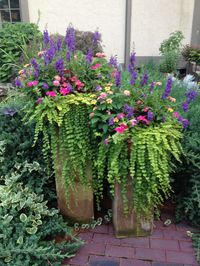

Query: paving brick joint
[63,221,199,266]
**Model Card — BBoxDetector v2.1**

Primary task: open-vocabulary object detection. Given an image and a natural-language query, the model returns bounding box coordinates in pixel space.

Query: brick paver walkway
[64,221,199,266]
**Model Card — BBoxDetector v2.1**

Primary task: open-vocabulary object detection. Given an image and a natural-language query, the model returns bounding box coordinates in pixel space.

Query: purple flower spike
[162,78,173,99]
[150,82,155,93]
[86,48,93,64]
[66,51,71,62]
[55,58,64,76]
[115,70,121,87]
[147,110,154,121]
[124,104,134,118]
[178,116,189,129]
[181,102,189,112]
[186,90,198,103]
[57,38,62,51]
[93,30,101,45]
[42,82,49,89]
[43,29,50,46]
[140,72,149,86]
[15,78,22,88]
[65,26,76,52]
[109,55,118,68]
[130,71,137,85]
[108,118,114,126]
[30,58,40,78]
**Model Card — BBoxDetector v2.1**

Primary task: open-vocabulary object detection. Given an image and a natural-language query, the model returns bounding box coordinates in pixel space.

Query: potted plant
[15,26,116,223]
[90,53,191,237]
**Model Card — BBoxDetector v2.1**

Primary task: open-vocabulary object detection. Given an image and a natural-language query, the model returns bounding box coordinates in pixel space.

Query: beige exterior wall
[27,0,195,62]
[27,0,125,63]
[131,0,195,56]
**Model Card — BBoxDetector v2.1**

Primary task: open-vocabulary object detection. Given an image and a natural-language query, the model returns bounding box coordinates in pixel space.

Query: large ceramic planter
[53,120,94,224]
[113,178,153,238]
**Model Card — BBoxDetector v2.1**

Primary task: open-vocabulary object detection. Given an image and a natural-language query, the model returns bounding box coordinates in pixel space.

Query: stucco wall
[131,0,195,56]
[27,0,195,62]
[27,0,125,63]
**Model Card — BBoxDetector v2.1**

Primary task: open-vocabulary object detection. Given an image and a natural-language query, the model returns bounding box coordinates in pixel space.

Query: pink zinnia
[53,80,60,86]
[46,91,57,97]
[27,81,33,87]
[96,52,106,58]
[32,80,38,86]
[137,116,150,125]
[173,111,180,118]
[97,92,107,100]
[117,113,125,119]
[70,76,78,82]
[91,63,101,70]
[60,87,70,96]
[114,123,128,134]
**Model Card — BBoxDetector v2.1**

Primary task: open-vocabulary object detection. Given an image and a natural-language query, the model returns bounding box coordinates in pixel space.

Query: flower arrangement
[15,26,117,221]
[89,53,197,224]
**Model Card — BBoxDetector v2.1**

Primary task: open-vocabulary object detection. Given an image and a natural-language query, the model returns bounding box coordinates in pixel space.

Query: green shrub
[0,23,41,82]
[170,81,200,227]
[0,178,82,266]
[0,93,55,203]
[159,31,184,73]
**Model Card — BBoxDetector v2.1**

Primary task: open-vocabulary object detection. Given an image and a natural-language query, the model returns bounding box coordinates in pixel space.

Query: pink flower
[70,76,78,82]
[27,81,33,87]
[143,107,149,112]
[137,116,150,125]
[54,75,61,81]
[75,80,84,91]
[46,91,57,97]
[36,98,43,104]
[53,80,60,86]
[114,123,128,134]
[97,92,107,100]
[96,52,106,58]
[104,138,109,145]
[32,80,38,86]
[130,119,137,127]
[173,111,180,118]
[38,51,45,57]
[60,87,70,96]
[117,113,125,119]
[91,63,101,70]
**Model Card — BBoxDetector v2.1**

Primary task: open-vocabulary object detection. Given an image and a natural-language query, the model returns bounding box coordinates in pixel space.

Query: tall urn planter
[113,178,153,238]
[51,103,95,224]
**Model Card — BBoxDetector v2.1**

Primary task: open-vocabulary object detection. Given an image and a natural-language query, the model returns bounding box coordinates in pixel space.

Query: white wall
[131,0,195,56]
[27,0,195,61]
[27,0,126,63]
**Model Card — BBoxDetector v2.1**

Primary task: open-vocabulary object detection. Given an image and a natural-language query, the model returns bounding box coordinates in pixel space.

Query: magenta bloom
[117,113,125,119]
[104,138,109,145]
[32,80,38,86]
[91,63,101,70]
[173,111,180,118]
[114,124,128,134]
[97,92,107,101]
[46,91,57,97]
[27,81,33,87]
[60,87,70,95]
[137,115,150,125]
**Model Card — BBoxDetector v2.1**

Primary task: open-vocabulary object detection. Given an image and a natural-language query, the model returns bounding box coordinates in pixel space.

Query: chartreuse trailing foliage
[95,124,183,215]
[26,94,95,190]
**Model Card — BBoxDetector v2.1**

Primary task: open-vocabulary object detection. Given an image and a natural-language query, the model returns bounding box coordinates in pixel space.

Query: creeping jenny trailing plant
[89,52,194,217]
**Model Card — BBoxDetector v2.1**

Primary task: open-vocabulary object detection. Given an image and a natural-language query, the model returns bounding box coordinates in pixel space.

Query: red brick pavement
[63,221,199,266]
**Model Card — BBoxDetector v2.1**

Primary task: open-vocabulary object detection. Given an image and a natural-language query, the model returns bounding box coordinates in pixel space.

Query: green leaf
[20,213,27,222]
[26,226,38,235]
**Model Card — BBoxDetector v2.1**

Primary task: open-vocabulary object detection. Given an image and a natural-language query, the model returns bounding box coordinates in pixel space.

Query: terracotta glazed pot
[113,176,153,238]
